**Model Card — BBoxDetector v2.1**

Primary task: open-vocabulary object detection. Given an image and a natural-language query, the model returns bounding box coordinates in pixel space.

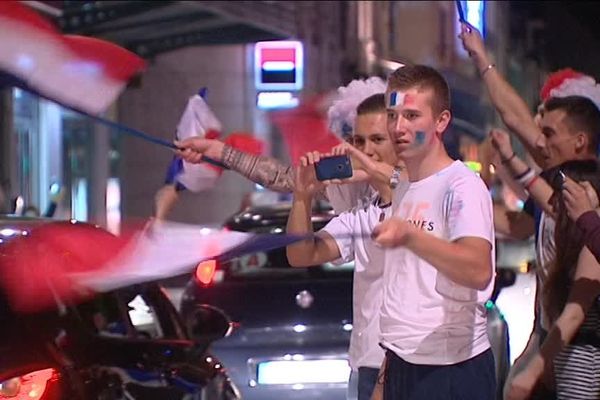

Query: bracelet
[514,167,532,181]
[524,174,539,191]
[517,169,537,188]
[500,152,516,165]
[389,166,404,189]
[481,63,496,77]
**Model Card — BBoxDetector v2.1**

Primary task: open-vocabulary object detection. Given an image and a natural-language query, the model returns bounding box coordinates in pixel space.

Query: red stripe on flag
[63,35,146,82]
[270,96,340,166]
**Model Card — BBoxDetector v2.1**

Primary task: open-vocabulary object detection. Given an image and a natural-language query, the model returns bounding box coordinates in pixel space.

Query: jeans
[348,367,380,400]
[384,349,496,400]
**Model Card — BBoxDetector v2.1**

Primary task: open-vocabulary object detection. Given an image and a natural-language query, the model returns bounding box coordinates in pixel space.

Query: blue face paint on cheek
[414,131,426,146]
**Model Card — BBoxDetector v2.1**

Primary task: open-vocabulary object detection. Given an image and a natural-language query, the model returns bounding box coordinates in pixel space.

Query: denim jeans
[348,367,380,400]
[384,349,496,400]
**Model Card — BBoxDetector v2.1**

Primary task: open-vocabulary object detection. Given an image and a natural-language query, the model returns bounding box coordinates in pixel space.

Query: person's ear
[435,110,452,136]
[575,132,588,152]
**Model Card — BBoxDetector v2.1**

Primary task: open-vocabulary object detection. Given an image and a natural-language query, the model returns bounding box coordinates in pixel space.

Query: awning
[47,1,297,57]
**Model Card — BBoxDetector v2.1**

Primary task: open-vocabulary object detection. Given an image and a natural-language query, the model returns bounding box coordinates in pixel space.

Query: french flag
[0,1,146,115]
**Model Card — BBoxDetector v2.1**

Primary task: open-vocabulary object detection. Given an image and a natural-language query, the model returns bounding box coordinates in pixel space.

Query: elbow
[473,264,493,291]
[286,248,308,267]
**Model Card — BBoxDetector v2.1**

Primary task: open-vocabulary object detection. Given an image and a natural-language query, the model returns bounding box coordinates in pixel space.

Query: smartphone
[314,155,353,181]
[455,0,466,22]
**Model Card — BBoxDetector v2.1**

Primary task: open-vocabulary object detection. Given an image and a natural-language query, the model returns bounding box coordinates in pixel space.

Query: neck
[403,142,453,182]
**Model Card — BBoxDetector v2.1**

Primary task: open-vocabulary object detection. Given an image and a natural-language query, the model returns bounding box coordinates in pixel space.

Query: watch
[389,166,404,189]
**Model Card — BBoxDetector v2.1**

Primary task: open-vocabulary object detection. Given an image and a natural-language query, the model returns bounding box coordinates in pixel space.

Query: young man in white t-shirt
[286,93,407,400]
[370,65,496,399]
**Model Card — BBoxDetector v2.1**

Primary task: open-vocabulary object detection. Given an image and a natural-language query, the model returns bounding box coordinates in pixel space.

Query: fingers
[580,181,599,207]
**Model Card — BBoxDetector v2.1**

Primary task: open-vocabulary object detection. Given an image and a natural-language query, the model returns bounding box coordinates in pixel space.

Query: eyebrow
[542,126,555,135]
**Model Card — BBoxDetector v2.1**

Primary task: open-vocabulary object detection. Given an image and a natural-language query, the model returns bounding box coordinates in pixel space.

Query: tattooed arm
[221,144,295,193]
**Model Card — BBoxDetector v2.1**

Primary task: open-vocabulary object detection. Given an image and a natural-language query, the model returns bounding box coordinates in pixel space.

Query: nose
[363,140,375,156]
[389,115,408,139]
[534,134,546,149]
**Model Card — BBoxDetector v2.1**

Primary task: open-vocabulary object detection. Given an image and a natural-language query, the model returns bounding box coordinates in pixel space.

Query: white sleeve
[319,210,357,263]
[443,175,494,246]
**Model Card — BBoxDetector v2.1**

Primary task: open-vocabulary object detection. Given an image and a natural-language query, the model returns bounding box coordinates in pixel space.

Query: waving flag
[0,1,146,114]
[270,96,341,165]
[165,92,265,192]
[0,220,251,312]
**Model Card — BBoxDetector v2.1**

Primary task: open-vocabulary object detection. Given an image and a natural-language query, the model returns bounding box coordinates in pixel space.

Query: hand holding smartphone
[314,155,353,182]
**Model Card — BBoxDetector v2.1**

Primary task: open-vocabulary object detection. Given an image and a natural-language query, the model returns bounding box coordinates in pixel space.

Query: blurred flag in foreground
[270,95,340,165]
[0,1,146,114]
[0,220,251,312]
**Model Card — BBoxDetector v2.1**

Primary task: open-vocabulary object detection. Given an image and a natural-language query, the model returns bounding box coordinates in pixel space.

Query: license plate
[257,359,350,385]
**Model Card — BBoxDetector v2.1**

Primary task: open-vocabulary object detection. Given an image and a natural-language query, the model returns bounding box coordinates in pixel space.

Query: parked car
[180,203,514,400]
[0,215,241,400]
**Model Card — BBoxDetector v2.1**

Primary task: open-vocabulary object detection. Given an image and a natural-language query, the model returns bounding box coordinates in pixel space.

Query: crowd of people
[167,21,600,400]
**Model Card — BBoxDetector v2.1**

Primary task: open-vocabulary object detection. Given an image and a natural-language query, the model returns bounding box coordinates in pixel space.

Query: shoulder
[448,162,489,194]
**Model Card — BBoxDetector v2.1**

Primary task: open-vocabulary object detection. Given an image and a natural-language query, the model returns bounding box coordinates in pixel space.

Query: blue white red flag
[0,1,146,114]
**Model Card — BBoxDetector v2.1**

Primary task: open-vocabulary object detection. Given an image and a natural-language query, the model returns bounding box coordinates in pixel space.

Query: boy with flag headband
[370,64,496,399]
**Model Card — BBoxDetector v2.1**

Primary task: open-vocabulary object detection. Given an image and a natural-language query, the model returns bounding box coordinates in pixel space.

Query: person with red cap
[460,21,600,400]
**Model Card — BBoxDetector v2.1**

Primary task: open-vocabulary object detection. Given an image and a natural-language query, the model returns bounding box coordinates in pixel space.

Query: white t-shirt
[380,160,495,365]
[325,182,374,214]
[321,193,392,370]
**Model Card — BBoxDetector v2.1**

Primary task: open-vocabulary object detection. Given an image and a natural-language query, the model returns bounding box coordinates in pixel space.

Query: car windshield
[213,211,354,283]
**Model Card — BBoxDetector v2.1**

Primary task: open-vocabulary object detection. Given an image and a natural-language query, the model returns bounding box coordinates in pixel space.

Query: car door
[68,285,216,400]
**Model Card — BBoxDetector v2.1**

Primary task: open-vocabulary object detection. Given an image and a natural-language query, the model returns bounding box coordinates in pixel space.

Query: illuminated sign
[254,41,303,91]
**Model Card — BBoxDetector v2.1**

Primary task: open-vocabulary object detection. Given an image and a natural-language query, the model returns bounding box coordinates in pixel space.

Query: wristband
[514,167,532,181]
[481,63,496,77]
[500,152,516,165]
[524,174,539,191]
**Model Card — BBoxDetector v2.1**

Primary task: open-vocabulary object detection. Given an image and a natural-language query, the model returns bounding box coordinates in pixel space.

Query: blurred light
[293,324,307,333]
[248,379,257,387]
[343,323,353,331]
[379,59,405,71]
[106,178,121,235]
[200,228,213,235]
[292,384,304,390]
[13,88,23,99]
[292,354,305,361]
[257,91,299,110]
[518,261,529,274]
[196,260,217,285]
[464,161,482,173]
[71,179,88,221]
[489,164,496,175]
[0,229,18,237]
[257,359,350,385]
